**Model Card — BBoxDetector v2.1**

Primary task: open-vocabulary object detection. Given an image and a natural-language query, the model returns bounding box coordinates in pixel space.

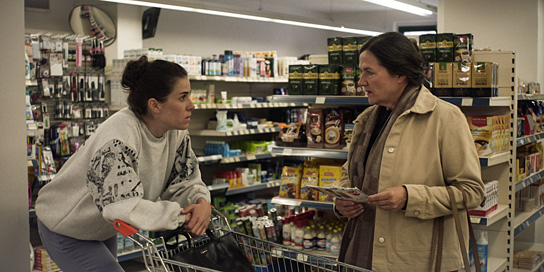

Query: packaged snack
[318,165,343,201]
[299,167,319,200]
[306,108,323,148]
[279,165,302,198]
[324,108,344,149]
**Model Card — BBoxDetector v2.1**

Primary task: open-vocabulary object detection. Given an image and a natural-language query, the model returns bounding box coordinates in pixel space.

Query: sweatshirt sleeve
[161,135,211,207]
[86,139,185,231]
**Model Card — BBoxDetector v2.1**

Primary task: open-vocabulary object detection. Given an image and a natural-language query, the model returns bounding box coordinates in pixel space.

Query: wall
[141,8,332,58]
[438,0,542,86]
[0,1,31,271]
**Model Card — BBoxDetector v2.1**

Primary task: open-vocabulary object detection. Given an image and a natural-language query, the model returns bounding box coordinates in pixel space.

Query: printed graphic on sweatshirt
[87,139,141,212]
[166,136,198,188]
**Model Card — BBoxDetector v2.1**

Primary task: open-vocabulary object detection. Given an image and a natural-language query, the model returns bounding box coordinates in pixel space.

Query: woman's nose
[187,98,195,111]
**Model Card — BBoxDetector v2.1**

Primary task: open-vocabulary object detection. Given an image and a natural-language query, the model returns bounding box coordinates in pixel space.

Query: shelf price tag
[247,155,256,161]
[316,97,326,104]
[283,148,292,155]
[461,98,473,106]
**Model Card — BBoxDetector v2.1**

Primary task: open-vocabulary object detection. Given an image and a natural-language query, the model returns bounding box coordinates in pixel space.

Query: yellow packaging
[279,165,302,198]
[453,62,472,88]
[318,165,343,201]
[433,62,453,88]
[299,167,319,200]
[467,116,496,156]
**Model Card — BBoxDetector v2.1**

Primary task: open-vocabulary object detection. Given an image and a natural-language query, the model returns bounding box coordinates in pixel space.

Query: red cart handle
[114,219,138,237]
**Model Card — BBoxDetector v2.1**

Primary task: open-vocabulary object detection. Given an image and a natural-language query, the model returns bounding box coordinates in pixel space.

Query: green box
[436,33,455,62]
[342,37,359,65]
[318,64,340,95]
[340,65,357,96]
[327,37,343,64]
[419,34,436,63]
[288,65,304,95]
[303,65,319,95]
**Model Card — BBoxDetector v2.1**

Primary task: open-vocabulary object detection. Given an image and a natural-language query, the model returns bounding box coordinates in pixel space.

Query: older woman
[334,32,484,271]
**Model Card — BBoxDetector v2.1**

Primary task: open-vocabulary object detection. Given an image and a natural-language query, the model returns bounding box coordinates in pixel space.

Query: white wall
[0,1,31,271]
[438,0,542,86]
[141,8,332,58]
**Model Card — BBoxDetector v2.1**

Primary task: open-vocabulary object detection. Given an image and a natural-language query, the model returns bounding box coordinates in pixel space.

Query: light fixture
[364,0,434,17]
[100,0,382,36]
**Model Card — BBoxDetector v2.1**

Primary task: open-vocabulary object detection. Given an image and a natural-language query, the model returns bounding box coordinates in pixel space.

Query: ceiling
[160,0,438,33]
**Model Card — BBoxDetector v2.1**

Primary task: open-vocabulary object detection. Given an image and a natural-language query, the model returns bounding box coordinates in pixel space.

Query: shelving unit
[190,127,281,136]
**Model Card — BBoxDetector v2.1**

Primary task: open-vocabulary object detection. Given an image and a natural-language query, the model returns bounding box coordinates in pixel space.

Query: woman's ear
[397,74,407,84]
[147,98,161,114]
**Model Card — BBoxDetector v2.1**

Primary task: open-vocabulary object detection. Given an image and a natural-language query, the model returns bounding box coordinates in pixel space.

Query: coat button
[388,147,394,153]
[378,237,385,243]
[414,211,420,216]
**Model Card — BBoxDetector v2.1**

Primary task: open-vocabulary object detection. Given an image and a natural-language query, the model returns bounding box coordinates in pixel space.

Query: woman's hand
[367,187,407,212]
[334,198,364,218]
[180,198,211,237]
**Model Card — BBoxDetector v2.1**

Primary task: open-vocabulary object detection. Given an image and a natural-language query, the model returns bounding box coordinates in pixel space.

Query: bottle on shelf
[303,226,313,250]
[294,220,304,249]
[317,225,326,251]
[282,216,291,246]
[330,229,341,254]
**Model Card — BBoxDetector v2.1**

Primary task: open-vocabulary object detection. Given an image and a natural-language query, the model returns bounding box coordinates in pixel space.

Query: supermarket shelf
[479,152,510,167]
[271,147,348,160]
[226,180,281,196]
[221,153,277,163]
[194,102,307,110]
[189,75,288,83]
[197,154,223,164]
[514,205,544,238]
[512,242,544,272]
[190,127,281,136]
[470,204,508,226]
[207,183,230,192]
[271,197,334,210]
[517,132,544,147]
[271,95,368,105]
[518,93,544,101]
[26,79,38,86]
[270,95,511,107]
[106,74,288,83]
[441,97,511,107]
[516,169,544,192]
[198,153,278,164]
[488,257,508,272]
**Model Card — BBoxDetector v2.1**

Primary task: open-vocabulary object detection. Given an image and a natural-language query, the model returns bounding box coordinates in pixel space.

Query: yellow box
[318,165,343,201]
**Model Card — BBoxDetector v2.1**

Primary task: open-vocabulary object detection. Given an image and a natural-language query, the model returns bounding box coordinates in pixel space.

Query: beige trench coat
[338,86,485,271]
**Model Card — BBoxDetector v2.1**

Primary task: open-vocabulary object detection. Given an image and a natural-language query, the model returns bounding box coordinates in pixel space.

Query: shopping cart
[114,209,371,272]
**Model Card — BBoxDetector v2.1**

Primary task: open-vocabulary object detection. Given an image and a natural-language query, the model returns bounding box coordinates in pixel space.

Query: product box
[357,36,370,52]
[452,62,472,96]
[318,165,343,201]
[419,34,436,63]
[454,33,473,62]
[288,65,304,95]
[432,62,453,96]
[318,64,340,95]
[324,108,344,149]
[467,116,496,156]
[469,180,498,216]
[472,62,498,97]
[340,65,357,96]
[342,37,359,66]
[303,64,319,95]
[299,167,319,200]
[34,247,61,272]
[279,165,302,198]
[327,37,343,64]
[436,33,455,62]
[306,108,324,148]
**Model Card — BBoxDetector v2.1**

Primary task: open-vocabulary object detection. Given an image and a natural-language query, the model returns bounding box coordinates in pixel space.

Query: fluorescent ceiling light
[100,0,382,36]
[364,0,434,16]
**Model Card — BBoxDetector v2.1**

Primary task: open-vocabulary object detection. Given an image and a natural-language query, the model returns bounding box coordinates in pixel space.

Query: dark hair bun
[122,56,149,90]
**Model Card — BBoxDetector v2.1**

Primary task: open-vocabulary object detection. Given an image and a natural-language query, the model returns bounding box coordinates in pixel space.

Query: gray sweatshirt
[36,108,211,241]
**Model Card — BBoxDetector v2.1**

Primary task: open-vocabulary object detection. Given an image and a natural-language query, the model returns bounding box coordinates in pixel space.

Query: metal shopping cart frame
[115,209,371,272]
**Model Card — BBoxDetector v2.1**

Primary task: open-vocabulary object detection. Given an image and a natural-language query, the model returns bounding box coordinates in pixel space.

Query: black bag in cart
[156,228,255,272]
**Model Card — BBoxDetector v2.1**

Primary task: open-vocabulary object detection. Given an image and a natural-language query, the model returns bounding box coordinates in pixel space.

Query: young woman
[36,56,211,271]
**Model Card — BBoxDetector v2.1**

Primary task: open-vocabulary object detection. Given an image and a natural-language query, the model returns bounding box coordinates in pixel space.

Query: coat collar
[354,85,437,125]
